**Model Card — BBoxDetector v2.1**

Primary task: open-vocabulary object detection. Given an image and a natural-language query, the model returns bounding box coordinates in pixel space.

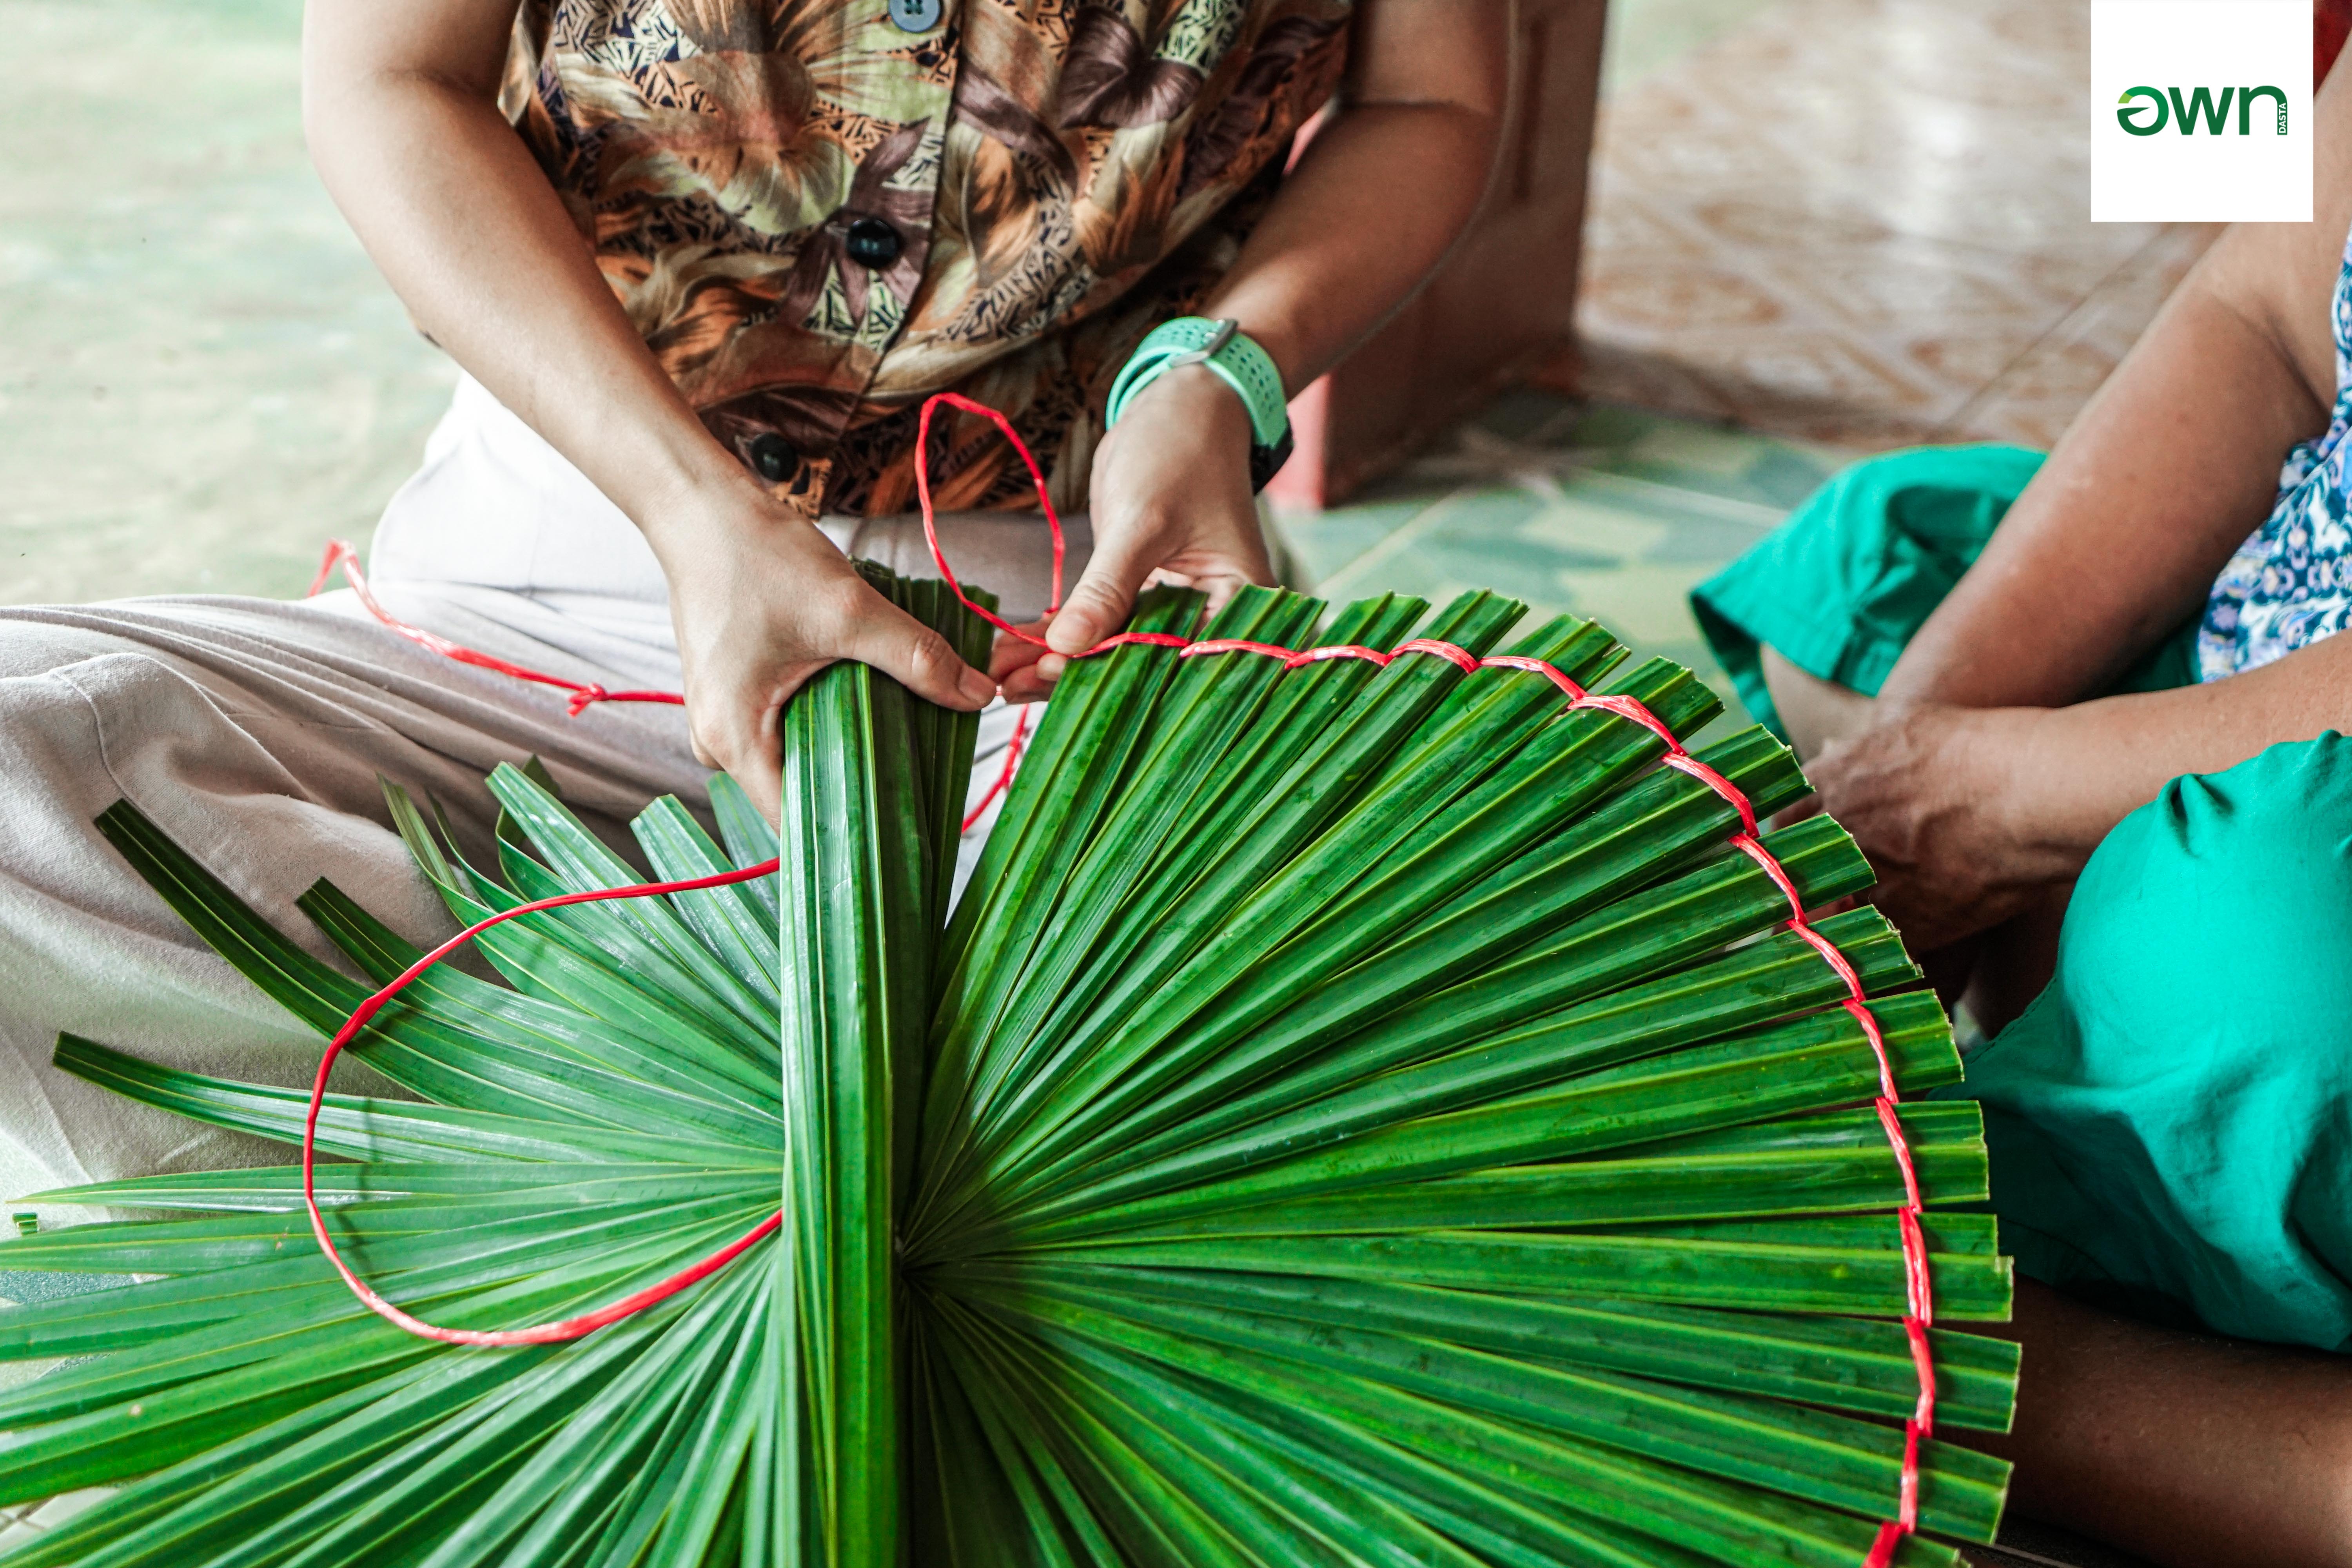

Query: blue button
[888,0,942,32]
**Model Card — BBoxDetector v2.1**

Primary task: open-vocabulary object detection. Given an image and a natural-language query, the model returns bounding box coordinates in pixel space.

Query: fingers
[693,685,789,826]
[831,576,999,711]
[1045,524,1158,659]
[1187,563,1261,617]
[990,622,1051,680]
[681,576,992,827]
[998,668,1055,704]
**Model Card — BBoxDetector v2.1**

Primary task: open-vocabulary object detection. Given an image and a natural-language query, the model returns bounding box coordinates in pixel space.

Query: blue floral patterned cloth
[2199,222,2352,681]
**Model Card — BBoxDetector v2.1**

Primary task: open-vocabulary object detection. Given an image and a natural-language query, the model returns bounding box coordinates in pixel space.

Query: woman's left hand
[1806,702,2078,952]
[993,365,1274,702]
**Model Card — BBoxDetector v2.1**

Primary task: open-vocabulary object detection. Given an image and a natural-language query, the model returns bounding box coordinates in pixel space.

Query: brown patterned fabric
[503,0,1351,516]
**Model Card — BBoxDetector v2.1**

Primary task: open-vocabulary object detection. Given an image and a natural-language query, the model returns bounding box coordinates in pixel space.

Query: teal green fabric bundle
[1690,445,2198,740]
[1691,444,2352,1351]
[1969,733,2352,1348]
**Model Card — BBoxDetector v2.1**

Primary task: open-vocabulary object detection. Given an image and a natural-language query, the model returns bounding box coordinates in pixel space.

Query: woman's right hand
[1805,702,2079,954]
[648,490,997,822]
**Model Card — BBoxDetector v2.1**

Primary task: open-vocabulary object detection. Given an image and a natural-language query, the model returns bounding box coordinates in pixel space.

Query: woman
[0,2,1502,1206]
[1693,62,2352,1568]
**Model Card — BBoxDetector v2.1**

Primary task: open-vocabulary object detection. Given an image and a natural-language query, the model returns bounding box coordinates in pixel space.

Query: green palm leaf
[0,572,2013,1567]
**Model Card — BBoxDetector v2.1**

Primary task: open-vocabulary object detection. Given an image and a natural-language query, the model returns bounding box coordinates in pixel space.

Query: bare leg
[1964,884,2067,1036]
[1977,1280,2352,1568]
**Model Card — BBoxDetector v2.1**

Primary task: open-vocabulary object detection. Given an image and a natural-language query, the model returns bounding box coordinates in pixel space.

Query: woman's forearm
[1201,0,1507,390]
[1206,103,1501,390]
[1877,262,2323,712]
[1996,628,2352,866]
[1876,67,2352,713]
[301,1,755,545]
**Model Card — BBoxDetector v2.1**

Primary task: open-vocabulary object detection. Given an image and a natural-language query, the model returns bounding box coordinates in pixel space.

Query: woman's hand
[650,487,998,821]
[1806,703,2078,953]
[989,0,1509,699]
[994,365,1274,702]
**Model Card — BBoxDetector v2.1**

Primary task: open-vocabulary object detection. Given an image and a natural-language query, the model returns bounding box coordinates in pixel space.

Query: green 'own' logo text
[2117,85,2290,136]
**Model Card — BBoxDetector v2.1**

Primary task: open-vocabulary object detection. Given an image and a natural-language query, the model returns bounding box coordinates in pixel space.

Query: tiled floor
[1276,388,1846,726]
[1,0,456,607]
[1566,0,2219,451]
[0,1488,109,1555]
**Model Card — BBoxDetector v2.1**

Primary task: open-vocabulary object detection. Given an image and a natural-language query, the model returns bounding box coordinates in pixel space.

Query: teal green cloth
[1691,445,2352,1349]
[1969,735,2352,1349]
[1691,445,2198,740]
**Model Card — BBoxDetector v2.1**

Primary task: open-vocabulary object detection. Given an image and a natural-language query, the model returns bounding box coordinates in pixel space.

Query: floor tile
[1601,0,1789,93]
[24,1489,111,1528]
[1291,400,1834,725]
[1943,223,2225,448]
[2,0,456,608]
[1570,0,2216,454]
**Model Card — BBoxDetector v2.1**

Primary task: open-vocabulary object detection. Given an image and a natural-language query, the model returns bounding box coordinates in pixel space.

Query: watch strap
[1106,316,1292,450]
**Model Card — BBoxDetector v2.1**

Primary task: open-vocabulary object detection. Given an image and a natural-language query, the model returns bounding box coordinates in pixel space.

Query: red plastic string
[1182,638,1309,661]
[301,860,784,1345]
[307,541,684,718]
[915,391,1068,649]
[1286,643,1392,669]
[963,707,1032,833]
[304,393,1935,1562]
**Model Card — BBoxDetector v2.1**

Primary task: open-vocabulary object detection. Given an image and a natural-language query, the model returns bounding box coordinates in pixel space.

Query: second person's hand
[1806,702,2079,953]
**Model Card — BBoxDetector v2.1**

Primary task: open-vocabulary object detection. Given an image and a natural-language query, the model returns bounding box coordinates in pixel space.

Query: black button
[844,217,904,269]
[748,432,797,483]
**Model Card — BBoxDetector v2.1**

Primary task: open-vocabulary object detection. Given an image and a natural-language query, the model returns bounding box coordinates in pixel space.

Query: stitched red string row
[303,394,1935,1564]
[900,394,1936,1563]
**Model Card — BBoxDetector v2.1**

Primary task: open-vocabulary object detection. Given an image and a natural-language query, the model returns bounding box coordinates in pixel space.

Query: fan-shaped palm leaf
[0,570,2012,1568]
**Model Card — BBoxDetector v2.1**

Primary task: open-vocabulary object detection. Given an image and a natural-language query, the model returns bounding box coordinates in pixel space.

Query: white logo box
[2091,0,2313,222]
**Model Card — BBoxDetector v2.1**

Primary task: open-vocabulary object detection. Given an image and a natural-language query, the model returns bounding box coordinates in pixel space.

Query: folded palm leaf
[0,573,2014,1568]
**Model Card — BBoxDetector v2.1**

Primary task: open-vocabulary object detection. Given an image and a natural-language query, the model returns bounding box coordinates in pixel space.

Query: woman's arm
[1873,69,2352,712]
[1005,0,1509,694]
[302,0,995,821]
[1799,70,2352,949]
[1815,626,2352,949]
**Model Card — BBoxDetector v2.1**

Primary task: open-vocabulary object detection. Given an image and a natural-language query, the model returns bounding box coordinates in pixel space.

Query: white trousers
[0,379,1080,1211]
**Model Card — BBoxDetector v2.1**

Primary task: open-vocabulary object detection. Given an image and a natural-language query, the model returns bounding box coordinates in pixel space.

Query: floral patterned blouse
[502,0,1350,520]
[2199,219,2352,679]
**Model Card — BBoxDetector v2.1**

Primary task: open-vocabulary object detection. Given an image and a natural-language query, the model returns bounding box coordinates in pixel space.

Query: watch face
[1249,425,1297,494]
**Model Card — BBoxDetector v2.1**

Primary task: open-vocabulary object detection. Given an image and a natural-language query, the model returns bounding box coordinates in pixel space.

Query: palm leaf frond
[0,573,2013,1568]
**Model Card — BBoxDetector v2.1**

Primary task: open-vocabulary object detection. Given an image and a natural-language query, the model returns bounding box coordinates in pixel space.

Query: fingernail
[959,668,997,705]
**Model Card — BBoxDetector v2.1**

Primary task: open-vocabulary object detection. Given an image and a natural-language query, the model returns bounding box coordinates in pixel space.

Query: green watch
[1106,316,1295,492]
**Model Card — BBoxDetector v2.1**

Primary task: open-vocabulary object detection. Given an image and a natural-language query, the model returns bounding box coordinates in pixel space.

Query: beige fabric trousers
[0,377,1083,1214]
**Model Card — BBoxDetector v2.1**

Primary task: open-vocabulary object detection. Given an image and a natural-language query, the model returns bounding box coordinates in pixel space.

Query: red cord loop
[301,860,784,1345]
[962,708,1032,834]
[1390,637,1481,673]
[306,395,1936,1561]
[1179,638,1303,661]
[1288,643,1391,669]
[1479,654,1588,701]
